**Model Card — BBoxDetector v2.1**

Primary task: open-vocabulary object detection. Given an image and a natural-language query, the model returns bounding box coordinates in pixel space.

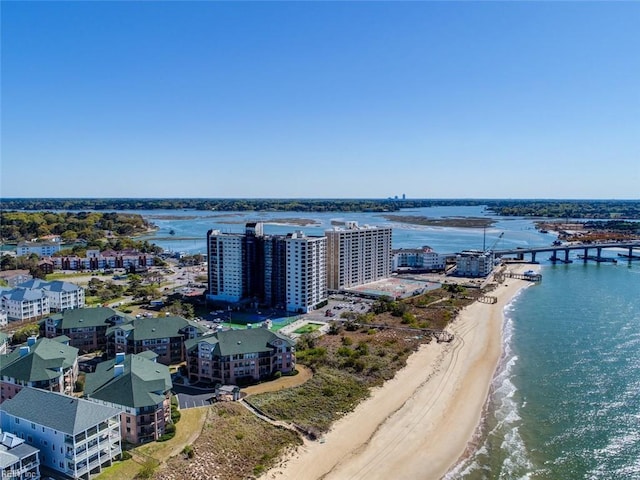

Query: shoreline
[263,263,539,480]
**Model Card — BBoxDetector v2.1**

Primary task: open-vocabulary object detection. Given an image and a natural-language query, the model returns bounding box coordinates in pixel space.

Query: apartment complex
[0,288,49,322]
[285,232,327,313]
[455,251,495,277]
[185,327,295,385]
[207,223,327,313]
[48,249,154,272]
[392,246,447,272]
[42,307,129,353]
[0,336,79,403]
[84,352,172,445]
[16,241,61,257]
[0,387,121,480]
[0,430,41,480]
[106,315,205,365]
[325,221,393,290]
[18,279,85,312]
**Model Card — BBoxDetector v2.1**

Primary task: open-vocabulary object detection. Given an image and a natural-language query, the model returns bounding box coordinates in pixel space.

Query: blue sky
[2,1,639,199]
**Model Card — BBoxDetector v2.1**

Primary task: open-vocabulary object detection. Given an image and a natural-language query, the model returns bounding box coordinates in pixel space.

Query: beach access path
[263,263,538,480]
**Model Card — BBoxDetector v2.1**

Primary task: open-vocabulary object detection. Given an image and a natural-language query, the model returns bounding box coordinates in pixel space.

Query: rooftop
[186,328,294,357]
[0,336,78,383]
[84,353,172,409]
[1,387,120,435]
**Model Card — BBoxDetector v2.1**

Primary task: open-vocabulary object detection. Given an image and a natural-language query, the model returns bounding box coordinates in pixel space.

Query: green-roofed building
[0,336,78,404]
[0,387,121,479]
[84,352,172,444]
[184,327,295,385]
[106,315,206,365]
[41,307,131,354]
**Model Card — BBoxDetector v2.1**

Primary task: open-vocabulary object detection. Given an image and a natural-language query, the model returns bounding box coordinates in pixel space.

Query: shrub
[341,336,353,346]
[182,445,195,459]
[74,379,84,393]
[171,406,181,423]
[135,459,158,479]
[272,370,282,380]
[120,451,132,461]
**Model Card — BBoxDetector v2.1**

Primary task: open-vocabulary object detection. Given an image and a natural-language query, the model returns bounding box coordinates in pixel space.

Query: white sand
[264,264,539,480]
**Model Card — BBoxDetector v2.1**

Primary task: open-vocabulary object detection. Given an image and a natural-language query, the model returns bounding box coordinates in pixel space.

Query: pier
[504,272,542,282]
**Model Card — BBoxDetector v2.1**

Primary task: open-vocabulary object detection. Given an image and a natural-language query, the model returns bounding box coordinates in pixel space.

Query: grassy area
[46,272,96,280]
[247,285,482,435]
[293,323,322,335]
[95,408,208,480]
[155,403,302,480]
[248,367,370,434]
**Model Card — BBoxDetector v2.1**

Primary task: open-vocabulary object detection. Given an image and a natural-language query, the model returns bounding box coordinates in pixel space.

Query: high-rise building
[207,230,245,302]
[325,221,392,290]
[285,232,327,313]
[206,224,327,312]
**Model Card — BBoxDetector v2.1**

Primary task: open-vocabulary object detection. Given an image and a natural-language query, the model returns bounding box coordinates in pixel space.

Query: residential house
[41,307,129,353]
[19,279,85,312]
[84,352,172,444]
[0,336,78,403]
[106,316,206,365]
[0,387,121,480]
[185,328,295,385]
[0,430,41,480]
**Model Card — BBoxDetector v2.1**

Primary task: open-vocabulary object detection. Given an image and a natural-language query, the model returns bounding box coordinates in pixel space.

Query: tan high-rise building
[325,221,392,290]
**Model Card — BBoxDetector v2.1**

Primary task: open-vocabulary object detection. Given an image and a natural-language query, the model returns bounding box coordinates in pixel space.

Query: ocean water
[447,262,640,480]
[137,207,640,479]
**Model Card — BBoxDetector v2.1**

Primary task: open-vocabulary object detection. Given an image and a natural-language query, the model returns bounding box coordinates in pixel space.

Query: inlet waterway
[135,206,638,478]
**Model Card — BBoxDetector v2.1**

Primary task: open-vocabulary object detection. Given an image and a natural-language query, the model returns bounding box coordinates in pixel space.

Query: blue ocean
[139,206,639,479]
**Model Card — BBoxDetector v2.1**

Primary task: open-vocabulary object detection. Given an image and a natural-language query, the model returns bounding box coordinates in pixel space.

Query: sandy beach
[264,264,539,480]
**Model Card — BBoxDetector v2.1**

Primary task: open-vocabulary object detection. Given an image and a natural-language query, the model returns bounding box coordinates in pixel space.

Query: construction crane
[486,232,504,253]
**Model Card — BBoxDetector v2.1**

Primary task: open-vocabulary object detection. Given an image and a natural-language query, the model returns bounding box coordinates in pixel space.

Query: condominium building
[18,279,85,312]
[0,288,50,322]
[16,241,61,257]
[41,307,130,353]
[455,251,495,277]
[207,224,327,312]
[106,315,206,365]
[0,270,32,288]
[185,327,295,385]
[84,352,172,445]
[48,249,154,271]
[207,230,246,302]
[0,336,79,403]
[285,232,327,313]
[325,221,393,290]
[392,246,447,272]
[0,387,121,480]
[0,430,41,480]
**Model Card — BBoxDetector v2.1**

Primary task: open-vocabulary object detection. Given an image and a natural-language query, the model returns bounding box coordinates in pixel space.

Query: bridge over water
[493,241,640,263]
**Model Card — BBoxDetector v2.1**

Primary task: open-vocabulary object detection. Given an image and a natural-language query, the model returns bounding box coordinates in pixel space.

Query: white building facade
[392,246,447,272]
[455,251,495,277]
[206,231,245,302]
[325,222,393,290]
[0,289,50,322]
[0,388,121,480]
[18,280,85,312]
[16,242,61,257]
[285,232,327,313]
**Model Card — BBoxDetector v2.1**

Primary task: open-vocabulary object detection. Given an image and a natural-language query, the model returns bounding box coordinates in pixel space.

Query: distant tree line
[2,198,639,219]
[0,211,154,243]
